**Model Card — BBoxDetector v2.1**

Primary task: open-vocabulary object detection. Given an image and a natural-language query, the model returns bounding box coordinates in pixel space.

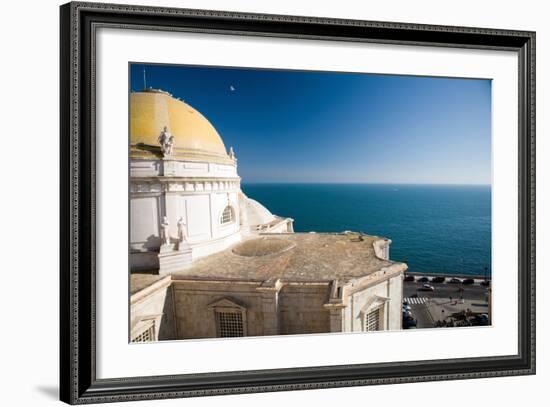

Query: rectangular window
[216,311,244,337]
[365,308,381,331]
[131,324,155,342]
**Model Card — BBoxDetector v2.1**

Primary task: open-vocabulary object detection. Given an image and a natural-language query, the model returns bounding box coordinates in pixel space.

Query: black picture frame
[60,2,536,404]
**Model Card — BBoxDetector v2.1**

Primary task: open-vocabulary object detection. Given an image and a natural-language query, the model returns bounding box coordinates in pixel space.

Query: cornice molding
[130,178,241,193]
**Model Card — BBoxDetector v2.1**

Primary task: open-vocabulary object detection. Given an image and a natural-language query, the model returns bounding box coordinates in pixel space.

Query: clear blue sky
[130,63,492,185]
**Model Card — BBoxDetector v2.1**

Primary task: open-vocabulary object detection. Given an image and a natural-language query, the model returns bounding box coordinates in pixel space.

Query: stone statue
[176,217,188,251]
[158,126,174,157]
[177,217,187,242]
[160,216,170,245]
[229,146,235,160]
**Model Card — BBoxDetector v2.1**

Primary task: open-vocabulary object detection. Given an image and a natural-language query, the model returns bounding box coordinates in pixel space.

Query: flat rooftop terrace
[130,233,406,294]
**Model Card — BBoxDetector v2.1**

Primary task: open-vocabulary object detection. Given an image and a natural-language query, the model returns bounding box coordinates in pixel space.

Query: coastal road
[403,281,489,302]
[403,281,490,328]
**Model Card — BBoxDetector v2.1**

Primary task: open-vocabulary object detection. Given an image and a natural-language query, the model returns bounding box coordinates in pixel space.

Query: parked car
[402,305,412,311]
[462,278,475,285]
[418,277,429,283]
[431,276,445,283]
[419,284,435,291]
[472,314,489,326]
[403,316,417,329]
[481,280,491,287]
[449,277,462,284]
[404,275,415,282]
[402,310,413,318]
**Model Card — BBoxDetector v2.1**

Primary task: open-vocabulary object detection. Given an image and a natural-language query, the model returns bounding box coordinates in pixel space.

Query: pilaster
[256,278,283,336]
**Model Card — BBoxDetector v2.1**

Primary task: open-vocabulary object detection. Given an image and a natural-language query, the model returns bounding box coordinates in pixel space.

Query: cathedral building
[129,88,406,342]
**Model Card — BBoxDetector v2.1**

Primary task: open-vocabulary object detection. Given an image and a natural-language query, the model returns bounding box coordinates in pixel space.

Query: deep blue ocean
[241,184,491,277]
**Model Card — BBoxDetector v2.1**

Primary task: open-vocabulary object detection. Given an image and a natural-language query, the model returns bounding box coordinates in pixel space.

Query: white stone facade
[130,269,404,341]
[130,157,244,271]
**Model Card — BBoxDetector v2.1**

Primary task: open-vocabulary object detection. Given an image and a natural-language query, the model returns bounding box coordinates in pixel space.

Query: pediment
[208,297,246,310]
[359,295,390,315]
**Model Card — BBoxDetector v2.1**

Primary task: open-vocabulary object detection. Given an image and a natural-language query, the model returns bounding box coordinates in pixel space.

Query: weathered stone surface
[130,232,406,340]
[168,232,403,282]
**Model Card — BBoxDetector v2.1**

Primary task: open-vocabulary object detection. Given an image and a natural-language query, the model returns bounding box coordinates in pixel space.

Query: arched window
[220,205,234,225]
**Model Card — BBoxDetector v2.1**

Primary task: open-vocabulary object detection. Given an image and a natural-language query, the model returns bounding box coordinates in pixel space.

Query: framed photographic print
[60,1,536,404]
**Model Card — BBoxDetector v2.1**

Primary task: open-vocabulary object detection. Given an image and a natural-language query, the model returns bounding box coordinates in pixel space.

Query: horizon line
[241,182,492,186]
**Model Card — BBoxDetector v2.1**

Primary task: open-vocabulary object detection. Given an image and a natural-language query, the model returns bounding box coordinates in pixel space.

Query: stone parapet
[158,247,192,276]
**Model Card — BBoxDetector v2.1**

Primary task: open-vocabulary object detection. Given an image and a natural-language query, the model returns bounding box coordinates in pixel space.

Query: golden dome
[130,89,231,163]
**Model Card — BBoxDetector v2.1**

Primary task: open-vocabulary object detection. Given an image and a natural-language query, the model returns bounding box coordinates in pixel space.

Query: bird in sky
[229,85,236,92]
